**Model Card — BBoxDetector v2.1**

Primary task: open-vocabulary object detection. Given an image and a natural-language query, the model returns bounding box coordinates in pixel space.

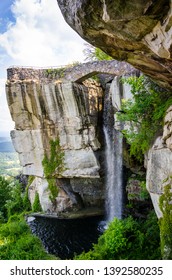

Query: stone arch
[62,60,135,82]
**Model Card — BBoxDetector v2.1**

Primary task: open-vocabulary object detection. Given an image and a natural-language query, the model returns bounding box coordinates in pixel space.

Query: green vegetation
[159,177,172,259]
[139,181,150,200]
[45,67,66,78]
[0,176,11,221]
[45,62,81,79]
[0,176,161,260]
[84,43,113,61]
[75,211,161,260]
[6,181,26,218]
[127,176,149,202]
[117,75,172,161]
[42,139,65,202]
[0,72,166,260]
[32,192,42,212]
[0,176,57,260]
[0,215,56,260]
[23,176,34,212]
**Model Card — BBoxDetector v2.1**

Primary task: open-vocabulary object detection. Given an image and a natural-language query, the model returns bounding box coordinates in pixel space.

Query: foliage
[5,180,25,218]
[0,177,57,259]
[75,212,161,260]
[0,176,11,220]
[42,139,65,178]
[45,67,66,78]
[83,43,113,61]
[27,175,35,186]
[117,75,172,161]
[32,192,42,212]
[139,181,149,200]
[22,190,31,212]
[45,62,81,79]
[0,174,56,260]
[5,177,33,218]
[127,175,149,201]
[0,215,56,260]
[42,139,65,202]
[0,177,30,221]
[159,178,172,259]
[23,176,34,212]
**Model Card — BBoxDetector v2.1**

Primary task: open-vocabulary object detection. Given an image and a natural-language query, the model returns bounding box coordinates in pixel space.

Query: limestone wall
[146,106,172,218]
[6,74,104,214]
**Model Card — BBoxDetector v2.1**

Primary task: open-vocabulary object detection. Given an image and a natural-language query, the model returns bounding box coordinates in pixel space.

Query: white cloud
[0,0,86,132]
[0,0,86,66]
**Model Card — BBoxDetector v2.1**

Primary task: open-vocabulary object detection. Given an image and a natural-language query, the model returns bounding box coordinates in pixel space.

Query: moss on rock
[159,177,172,259]
[42,139,65,202]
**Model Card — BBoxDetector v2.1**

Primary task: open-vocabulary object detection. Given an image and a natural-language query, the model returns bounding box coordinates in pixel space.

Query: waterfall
[103,85,123,222]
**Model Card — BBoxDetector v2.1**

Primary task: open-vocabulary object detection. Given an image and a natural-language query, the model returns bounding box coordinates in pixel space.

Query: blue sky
[0,0,86,135]
[0,0,15,33]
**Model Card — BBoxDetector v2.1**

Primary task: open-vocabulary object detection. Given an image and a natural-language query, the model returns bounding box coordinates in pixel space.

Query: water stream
[103,85,123,221]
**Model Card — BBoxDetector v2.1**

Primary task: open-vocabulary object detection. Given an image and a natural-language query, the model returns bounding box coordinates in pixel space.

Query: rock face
[6,69,105,214]
[57,0,172,89]
[146,136,172,218]
[146,105,172,218]
[6,64,138,216]
[7,62,172,221]
[163,105,172,150]
[56,0,172,224]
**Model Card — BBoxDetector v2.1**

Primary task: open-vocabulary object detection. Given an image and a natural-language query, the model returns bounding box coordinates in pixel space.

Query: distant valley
[0,137,15,152]
[0,136,21,177]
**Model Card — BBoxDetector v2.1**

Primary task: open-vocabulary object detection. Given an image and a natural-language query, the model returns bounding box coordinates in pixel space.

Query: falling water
[103,86,123,221]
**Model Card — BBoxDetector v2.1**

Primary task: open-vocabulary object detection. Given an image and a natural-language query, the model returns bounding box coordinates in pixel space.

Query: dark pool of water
[29,216,104,259]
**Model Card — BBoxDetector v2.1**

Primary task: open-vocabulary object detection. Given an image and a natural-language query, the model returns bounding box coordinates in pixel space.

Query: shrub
[5,181,24,218]
[32,192,42,212]
[75,212,161,260]
[0,178,57,260]
[0,176,11,220]
[23,187,31,212]
[83,43,113,61]
[117,76,172,161]
[0,215,56,260]
[23,176,34,212]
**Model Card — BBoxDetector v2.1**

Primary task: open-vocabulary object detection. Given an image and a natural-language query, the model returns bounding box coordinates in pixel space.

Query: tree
[83,43,112,61]
[117,75,172,161]
[0,176,11,220]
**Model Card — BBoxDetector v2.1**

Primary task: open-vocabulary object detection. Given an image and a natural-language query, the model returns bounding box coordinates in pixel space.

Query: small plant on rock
[42,139,65,202]
[117,75,172,161]
[32,192,42,212]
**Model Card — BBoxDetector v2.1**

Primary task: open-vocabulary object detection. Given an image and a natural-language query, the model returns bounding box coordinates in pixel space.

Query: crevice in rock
[56,178,85,209]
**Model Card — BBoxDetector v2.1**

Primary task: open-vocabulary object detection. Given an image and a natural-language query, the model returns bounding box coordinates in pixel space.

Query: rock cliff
[6,68,105,214]
[56,0,172,224]
[6,63,136,216]
[146,106,172,218]
[57,0,172,89]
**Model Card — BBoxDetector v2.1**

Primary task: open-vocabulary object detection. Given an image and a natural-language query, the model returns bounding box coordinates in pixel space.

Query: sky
[0,0,86,136]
